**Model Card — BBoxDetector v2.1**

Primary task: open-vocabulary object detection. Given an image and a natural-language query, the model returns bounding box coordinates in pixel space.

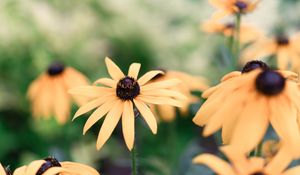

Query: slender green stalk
[131,144,137,175]
[234,13,242,65]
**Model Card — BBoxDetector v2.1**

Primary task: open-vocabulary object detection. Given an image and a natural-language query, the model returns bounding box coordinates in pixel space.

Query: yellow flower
[13,157,99,175]
[193,60,300,156]
[209,0,260,19]
[69,57,186,150]
[149,70,208,122]
[241,33,300,70]
[27,62,89,124]
[193,146,298,175]
[201,20,262,43]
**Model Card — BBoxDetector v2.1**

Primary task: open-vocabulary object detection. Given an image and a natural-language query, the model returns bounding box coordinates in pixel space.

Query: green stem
[131,144,137,175]
[234,13,242,65]
[254,142,263,157]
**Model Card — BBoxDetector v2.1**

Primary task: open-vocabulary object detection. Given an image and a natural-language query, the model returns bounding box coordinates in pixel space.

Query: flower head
[69,57,186,150]
[201,20,262,43]
[193,61,300,156]
[13,157,99,175]
[241,32,300,70]
[149,69,208,122]
[193,146,298,175]
[209,0,261,19]
[27,62,89,124]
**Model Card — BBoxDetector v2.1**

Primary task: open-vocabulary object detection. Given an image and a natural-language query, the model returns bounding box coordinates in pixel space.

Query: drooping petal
[122,101,135,150]
[157,105,176,122]
[128,63,141,80]
[230,96,269,154]
[221,71,241,82]
[137,70,164,86]
[13,166,27,175]
[83,98,118,134]
[73,94,115,120]
[133,99,157,134]
[265,146,293,174]
[53,78,71,124]
[105,57,125,80]
[192,154,235,175]
[96,100,123,150]
[282,166,300,175]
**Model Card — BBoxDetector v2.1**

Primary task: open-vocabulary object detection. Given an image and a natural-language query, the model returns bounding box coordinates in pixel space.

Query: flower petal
[61,162,100,175]
[122,101,135,150]
[137,70,164,86]
[128,63,141,79]
[93,78,117,88]
[25,160,45,175]
[133,99,157,134]
[137,96,183,107]
[96,100,123,150]
[141,79,181,91]
[105,57,125,80]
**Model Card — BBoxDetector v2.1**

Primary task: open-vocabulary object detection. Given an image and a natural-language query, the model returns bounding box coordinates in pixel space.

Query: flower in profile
[193,60,300,156]
[69,57,185,150]
[209,0,261,19]
[241,33,300,70]
[0,164,11,175]
[193,146,299,175]
[27,62,89,124]
[149,69,208,122]
[201,20,262,43]
[13,157,100,175]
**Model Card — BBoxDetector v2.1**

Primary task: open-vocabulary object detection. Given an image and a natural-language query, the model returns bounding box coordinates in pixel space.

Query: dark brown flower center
[242,60,269,73]
[225,23,235,29]
[276,35,289,46]
[116,76,140,100]
[234,1,248,11]
[36,157,61,175]
[47,62,65,76]
[251,172,265,175]
[255,70,285,96]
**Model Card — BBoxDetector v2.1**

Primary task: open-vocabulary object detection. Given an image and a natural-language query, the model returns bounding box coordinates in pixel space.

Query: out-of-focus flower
[193,146,298,175]
[241,32,300,70]
[69,57,186,150]
[193,60,300,156]
[209,0,261,19]
[201,20,262,43]
[149,69,208,122]
[262,140,281,163]
[27,62,89,124]
[0,164,11,175]
[13,157,100,175]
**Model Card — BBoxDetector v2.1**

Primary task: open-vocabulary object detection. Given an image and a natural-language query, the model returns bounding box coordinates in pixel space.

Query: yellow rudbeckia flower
[193,146,298,175]
[241,33,300,70]
[27,62,89,124]
[69,57,186,150]
[149,69,208,122]
[209,0,260,19]
[201,20,262,43]
[13,157,99,175]
[193,60,300,156]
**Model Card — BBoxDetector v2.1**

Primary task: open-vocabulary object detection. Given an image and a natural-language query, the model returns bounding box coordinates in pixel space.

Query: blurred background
[0,0,299,174]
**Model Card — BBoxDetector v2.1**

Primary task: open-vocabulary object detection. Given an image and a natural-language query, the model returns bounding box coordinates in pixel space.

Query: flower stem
[131,144,138,175]
[234,13,242,65]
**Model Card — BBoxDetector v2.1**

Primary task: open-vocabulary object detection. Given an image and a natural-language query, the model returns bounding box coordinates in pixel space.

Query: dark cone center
[36,157,61,175]
[255,70,285,96]
[242,60,269,73]
[47,62,65,76]
[276,35,289,46]
[225,23,235,29]
[235,1,248,11]
[251,172,265,175]
[116,76,140,100]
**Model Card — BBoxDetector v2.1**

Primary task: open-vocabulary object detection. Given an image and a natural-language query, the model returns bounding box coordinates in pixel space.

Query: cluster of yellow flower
[192,0,300,174]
